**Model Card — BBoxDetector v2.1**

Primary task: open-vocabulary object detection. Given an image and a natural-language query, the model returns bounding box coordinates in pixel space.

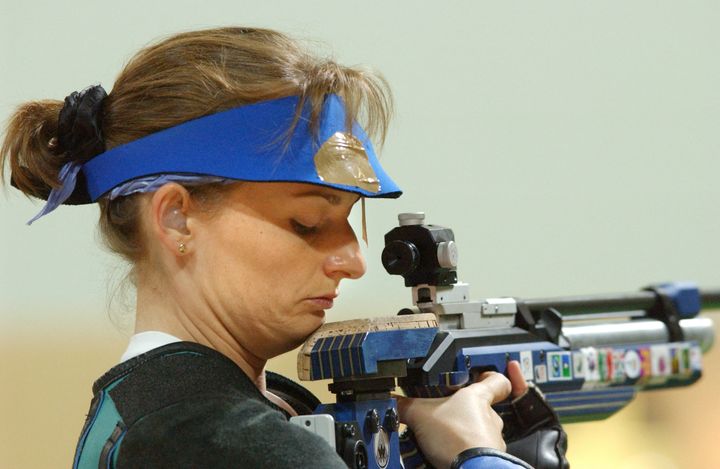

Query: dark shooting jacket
[72,342,346,468]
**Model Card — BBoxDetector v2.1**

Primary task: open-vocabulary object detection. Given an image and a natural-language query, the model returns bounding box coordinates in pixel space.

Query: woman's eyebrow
[295,190,343,205]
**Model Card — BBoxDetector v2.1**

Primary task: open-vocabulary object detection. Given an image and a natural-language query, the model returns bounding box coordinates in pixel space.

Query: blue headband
[29,94,401,223]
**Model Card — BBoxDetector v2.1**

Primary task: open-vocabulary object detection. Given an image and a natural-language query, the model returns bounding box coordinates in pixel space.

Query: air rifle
[289,213,718,469]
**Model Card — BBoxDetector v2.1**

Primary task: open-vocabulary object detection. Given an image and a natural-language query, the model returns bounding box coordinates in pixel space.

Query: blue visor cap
[82,94,401,201]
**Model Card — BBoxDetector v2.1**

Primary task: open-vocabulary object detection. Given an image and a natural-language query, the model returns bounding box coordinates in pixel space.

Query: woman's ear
[149,183,193,256]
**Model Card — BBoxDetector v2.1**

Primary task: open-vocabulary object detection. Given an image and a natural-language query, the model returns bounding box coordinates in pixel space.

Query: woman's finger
[470,371,512,404]
[394,394,411,423]
[506,360,529,398]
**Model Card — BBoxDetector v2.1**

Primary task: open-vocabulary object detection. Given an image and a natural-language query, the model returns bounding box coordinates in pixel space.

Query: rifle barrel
[523,289,720,316]
[562,317,715,352]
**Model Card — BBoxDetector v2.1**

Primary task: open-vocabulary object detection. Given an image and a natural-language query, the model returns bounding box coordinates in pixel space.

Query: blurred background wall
[1,1,719,468]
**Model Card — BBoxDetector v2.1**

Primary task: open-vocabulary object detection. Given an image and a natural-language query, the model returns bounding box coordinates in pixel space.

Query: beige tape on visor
[314,131,379,245]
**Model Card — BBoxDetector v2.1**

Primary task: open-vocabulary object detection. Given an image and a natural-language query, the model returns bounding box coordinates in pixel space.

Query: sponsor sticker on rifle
[639,347,652,383]
[623,349,642,380]
[547,351,572,381]
[534,364,548,383]
[690,345,702,371]
[597,349,613,382]
[681,345,691,375]
[612,350,626,382]
[582,347,600,384]
[670,346,681,375]
[572,351,586,379]
[520,351,534,381]
[651,345,672,377]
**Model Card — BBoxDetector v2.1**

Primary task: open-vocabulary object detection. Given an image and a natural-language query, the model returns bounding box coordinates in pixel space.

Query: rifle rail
[523,289,720,316]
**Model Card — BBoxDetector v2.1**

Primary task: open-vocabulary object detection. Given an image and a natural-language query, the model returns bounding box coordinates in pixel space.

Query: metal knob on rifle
[384,408,400,433]
[338,423,368,469]
[398,212,425,226]
[341,424,357,438]
[382,240,420,275]
[365,409,381,434]
[437,240,458,269]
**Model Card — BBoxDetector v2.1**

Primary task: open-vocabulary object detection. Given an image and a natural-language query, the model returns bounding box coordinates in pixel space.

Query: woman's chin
[279,316,326,351]
[302,313,326,335]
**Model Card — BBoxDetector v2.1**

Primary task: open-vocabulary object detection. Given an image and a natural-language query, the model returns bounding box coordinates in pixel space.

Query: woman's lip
[307,297,335,309]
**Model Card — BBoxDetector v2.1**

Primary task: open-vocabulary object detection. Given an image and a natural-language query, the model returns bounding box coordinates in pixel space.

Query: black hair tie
[56,84,108,161]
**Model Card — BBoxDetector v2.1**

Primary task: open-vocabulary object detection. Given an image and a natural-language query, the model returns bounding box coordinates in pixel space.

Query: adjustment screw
[366,409,381,433]
[384,408,400,433]
[342,423,356,438]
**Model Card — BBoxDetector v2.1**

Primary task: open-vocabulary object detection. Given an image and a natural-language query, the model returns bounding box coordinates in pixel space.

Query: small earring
[178,242,186,254]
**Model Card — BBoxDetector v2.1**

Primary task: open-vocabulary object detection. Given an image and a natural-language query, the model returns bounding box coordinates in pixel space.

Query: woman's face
[190,182,366,359]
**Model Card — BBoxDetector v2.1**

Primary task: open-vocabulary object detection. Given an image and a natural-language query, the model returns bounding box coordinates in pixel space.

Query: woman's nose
[323,237,367,281]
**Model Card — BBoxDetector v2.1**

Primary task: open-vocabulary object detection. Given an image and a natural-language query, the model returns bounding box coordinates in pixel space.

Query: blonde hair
[1,26,392,263]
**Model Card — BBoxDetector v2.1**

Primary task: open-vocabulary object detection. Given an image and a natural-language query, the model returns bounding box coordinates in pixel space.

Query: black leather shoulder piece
[265,370,320,415]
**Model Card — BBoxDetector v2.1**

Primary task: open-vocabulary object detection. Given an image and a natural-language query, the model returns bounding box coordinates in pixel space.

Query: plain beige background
[1,1,719,468]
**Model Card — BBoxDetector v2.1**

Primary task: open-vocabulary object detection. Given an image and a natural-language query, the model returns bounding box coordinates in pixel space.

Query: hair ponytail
[1,100,64,199]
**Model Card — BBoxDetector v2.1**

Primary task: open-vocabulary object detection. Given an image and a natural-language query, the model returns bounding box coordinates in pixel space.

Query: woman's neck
[134,274,269,393]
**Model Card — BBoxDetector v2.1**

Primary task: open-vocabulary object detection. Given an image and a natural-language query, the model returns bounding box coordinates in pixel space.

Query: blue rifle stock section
[307,328,438,380]
[304,325,437,469]
[316,399,401,469]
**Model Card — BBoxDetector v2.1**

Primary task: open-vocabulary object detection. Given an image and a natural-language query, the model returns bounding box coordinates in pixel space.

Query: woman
[2,27,553,469]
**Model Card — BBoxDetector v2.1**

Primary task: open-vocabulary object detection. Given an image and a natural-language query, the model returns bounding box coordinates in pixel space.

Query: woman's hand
[396,361,528,469]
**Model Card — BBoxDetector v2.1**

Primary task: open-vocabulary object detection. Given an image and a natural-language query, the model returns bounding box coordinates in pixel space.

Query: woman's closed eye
[291,219,319,236]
